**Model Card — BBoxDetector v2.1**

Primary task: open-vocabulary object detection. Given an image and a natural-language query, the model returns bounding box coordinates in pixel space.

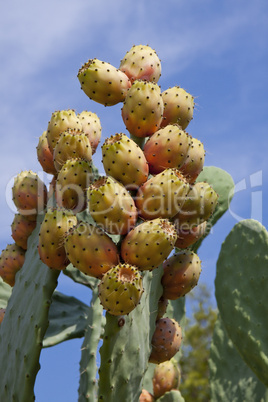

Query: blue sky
[1,0,267,401]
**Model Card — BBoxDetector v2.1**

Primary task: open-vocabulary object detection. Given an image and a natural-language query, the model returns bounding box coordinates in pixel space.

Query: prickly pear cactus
[209,315,268,402]
[0,220,60,401]
[215,219,268,387]
[1,43,265,402]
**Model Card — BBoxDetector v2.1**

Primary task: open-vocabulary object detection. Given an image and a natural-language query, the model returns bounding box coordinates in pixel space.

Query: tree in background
[179,283,218,401]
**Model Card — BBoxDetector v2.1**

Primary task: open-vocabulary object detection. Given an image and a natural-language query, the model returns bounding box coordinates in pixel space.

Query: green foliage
[179,284,217,401]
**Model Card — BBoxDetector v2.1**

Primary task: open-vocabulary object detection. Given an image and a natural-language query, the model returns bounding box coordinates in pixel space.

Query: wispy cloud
[0,0,267,249]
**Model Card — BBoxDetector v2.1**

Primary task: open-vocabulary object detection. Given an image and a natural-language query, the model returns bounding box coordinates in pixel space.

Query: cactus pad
[215,219,268,387]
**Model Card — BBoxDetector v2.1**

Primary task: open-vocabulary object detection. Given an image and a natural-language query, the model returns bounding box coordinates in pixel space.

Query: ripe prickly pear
[0,308,5,325]
[135,168,190,220]
[77,110,102,154]
[12,170,47,220]
[98,263,143,316]
[38,208,77,270]
[179,137,205,183]
[139,389,155,402]
[47,109,82,152]
[88,176,137,235]
[53,129,92,172]
[55,158,93,213]
[174,221,207,249]
[121,80,163,138]
[102,133,149,190]
[64,222,119,278]
[121,218,177,271]
[36,131,57,175]
[149,317,182,364]
[0,243,25,287]
[173,181,218,227]
[143,124,191,175]
[161,86,194,130]
[77,58,131,106]
[11,213,37,250]
[161,251,201,299]
[119,44,161,84]
[152,358,181,399]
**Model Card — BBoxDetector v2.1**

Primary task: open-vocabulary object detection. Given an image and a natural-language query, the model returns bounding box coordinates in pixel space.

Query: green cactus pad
[209,314,268,402]
[98,266,163,401]
[63,263,98,289]
[191,166,235,252]
[157,389,185,401]
[0,220,60,401]
[78,283,104,402]
[43,291,89,347]
[0,278,12,309]
[215,219,268,387]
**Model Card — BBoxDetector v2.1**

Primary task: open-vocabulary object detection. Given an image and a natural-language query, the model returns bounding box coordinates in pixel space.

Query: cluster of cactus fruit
[0,44,267,402]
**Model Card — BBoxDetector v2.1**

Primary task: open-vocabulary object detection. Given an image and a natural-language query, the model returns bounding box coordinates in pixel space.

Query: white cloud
[0,0,267,251]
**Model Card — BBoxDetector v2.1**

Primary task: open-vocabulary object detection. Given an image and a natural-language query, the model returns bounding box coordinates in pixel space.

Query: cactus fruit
[121,80,163,138]
[143,125,191,174]
[102,133,149,190]
[152,358,181,399]
[156,297,169,320]
[11,213,37,250]
[161,86,195,130]
[121,218,177,271]
[0,44,242,401]
[64,222,119,278]
[36,131,57,175]
[0,308,5,325]
[135,168,190,220]
[119,44,161,84]
[139,389,155,402]
[55,158,93,212]
[98,263,144,316]
[88,176,137,235]
[149,317,182,364]
[0,243,25,287]
[173,181,218,228]
[77,111,102,154]
[77,58,131,106]
[53,129,92,172]
[47,109,82,152]
[12,170,47,220]
[161,251,201,300]
[174,221,207,249]
[38,208,77,270]
[179,137,205,183]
